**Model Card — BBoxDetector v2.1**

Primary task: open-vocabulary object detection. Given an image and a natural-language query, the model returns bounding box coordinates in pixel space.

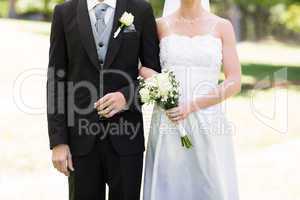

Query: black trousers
[68,138,143,200]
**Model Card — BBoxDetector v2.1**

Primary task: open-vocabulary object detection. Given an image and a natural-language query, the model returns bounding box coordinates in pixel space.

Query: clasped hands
[94,92,127,118]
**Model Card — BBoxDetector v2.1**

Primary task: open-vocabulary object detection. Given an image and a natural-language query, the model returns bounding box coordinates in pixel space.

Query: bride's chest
[160,34,223,69]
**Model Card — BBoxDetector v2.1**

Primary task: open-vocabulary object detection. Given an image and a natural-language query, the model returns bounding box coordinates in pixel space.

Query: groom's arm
[138,3,161,72]
[47,5,69,149]
[118,3,161,111]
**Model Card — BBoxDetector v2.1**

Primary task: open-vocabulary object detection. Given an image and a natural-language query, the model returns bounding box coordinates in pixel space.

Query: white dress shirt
[87,0,116,26]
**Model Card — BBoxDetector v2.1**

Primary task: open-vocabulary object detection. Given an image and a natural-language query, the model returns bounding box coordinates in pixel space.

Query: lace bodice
[159,33,223,103]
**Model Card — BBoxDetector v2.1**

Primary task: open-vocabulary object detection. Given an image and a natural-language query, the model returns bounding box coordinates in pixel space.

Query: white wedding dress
[143,20,239,200]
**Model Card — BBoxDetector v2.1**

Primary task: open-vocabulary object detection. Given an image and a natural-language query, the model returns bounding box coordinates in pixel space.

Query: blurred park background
[0,0,299,200]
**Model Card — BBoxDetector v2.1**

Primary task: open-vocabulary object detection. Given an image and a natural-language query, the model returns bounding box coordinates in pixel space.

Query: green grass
[242,63,300,83]
[219,63,300,96]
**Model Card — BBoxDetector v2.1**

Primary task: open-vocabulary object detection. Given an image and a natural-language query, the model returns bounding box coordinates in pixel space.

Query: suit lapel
[104,0,128,68]
[77,0,100,70]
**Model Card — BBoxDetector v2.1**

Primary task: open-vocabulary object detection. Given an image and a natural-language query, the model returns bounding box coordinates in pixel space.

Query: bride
[139,0,241,199]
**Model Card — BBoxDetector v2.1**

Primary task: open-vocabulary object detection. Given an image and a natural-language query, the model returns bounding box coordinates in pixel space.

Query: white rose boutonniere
[113,12,135,38]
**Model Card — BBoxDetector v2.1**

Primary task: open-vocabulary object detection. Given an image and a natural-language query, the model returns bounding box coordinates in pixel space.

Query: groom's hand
[95,92,127,118]
[52,144,74,176]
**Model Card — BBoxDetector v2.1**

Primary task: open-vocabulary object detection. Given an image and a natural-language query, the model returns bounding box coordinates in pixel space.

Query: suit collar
[104,0,128,68]
[77,0,100,70]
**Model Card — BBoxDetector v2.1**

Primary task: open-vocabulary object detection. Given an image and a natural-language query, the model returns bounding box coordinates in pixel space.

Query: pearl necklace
[178,16,202,24]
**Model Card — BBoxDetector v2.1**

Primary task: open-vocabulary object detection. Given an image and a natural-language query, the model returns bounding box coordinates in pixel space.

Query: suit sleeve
[47,5,69,149]
[119,3,161,111]
[139,3,161,72]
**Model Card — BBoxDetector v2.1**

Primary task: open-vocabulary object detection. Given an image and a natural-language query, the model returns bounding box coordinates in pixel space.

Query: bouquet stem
[177,123,193,149]
[181,136,193,149]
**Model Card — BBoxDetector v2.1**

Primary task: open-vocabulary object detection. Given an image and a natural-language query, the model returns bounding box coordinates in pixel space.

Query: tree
[149,0,165,17]
[234,0,298,40]
[8,0,17,18]
[221,0,242,41]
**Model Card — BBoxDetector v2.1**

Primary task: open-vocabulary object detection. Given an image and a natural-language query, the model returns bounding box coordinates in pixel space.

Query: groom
[47,0,160,199]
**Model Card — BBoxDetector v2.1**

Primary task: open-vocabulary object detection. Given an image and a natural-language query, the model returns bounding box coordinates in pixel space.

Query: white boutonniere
[113,12,135,38]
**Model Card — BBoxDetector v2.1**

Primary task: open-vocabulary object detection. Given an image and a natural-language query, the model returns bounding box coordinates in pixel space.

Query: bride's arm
[190,19,241,112]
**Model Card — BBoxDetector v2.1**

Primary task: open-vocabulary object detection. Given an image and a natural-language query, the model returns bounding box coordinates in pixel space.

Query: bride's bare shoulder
[206,13,231,25]
[156,17,172,39]
[206,14,234,38]
[156,16,172,29]
[215,15,233,27]
[213,16,235,39]
[156,17,166,28]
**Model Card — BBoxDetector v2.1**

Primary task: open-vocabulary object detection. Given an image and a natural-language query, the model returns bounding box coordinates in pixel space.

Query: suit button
[100,60,104,65]
[99,42,104,48]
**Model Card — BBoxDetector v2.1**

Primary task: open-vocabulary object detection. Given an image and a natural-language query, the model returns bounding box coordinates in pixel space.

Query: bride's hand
[166,103,193,123]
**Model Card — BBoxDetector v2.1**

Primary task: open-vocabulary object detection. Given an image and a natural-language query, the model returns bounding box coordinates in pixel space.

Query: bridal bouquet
[138,69,193,149]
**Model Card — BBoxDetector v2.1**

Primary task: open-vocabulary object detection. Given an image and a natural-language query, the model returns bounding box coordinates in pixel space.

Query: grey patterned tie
[94,3,109,36]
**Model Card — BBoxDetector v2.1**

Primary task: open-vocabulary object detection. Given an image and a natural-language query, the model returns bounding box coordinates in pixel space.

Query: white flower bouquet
[138,70,193,149]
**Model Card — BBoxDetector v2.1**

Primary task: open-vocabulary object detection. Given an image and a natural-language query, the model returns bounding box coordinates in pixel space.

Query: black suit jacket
[47,0,161,156]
